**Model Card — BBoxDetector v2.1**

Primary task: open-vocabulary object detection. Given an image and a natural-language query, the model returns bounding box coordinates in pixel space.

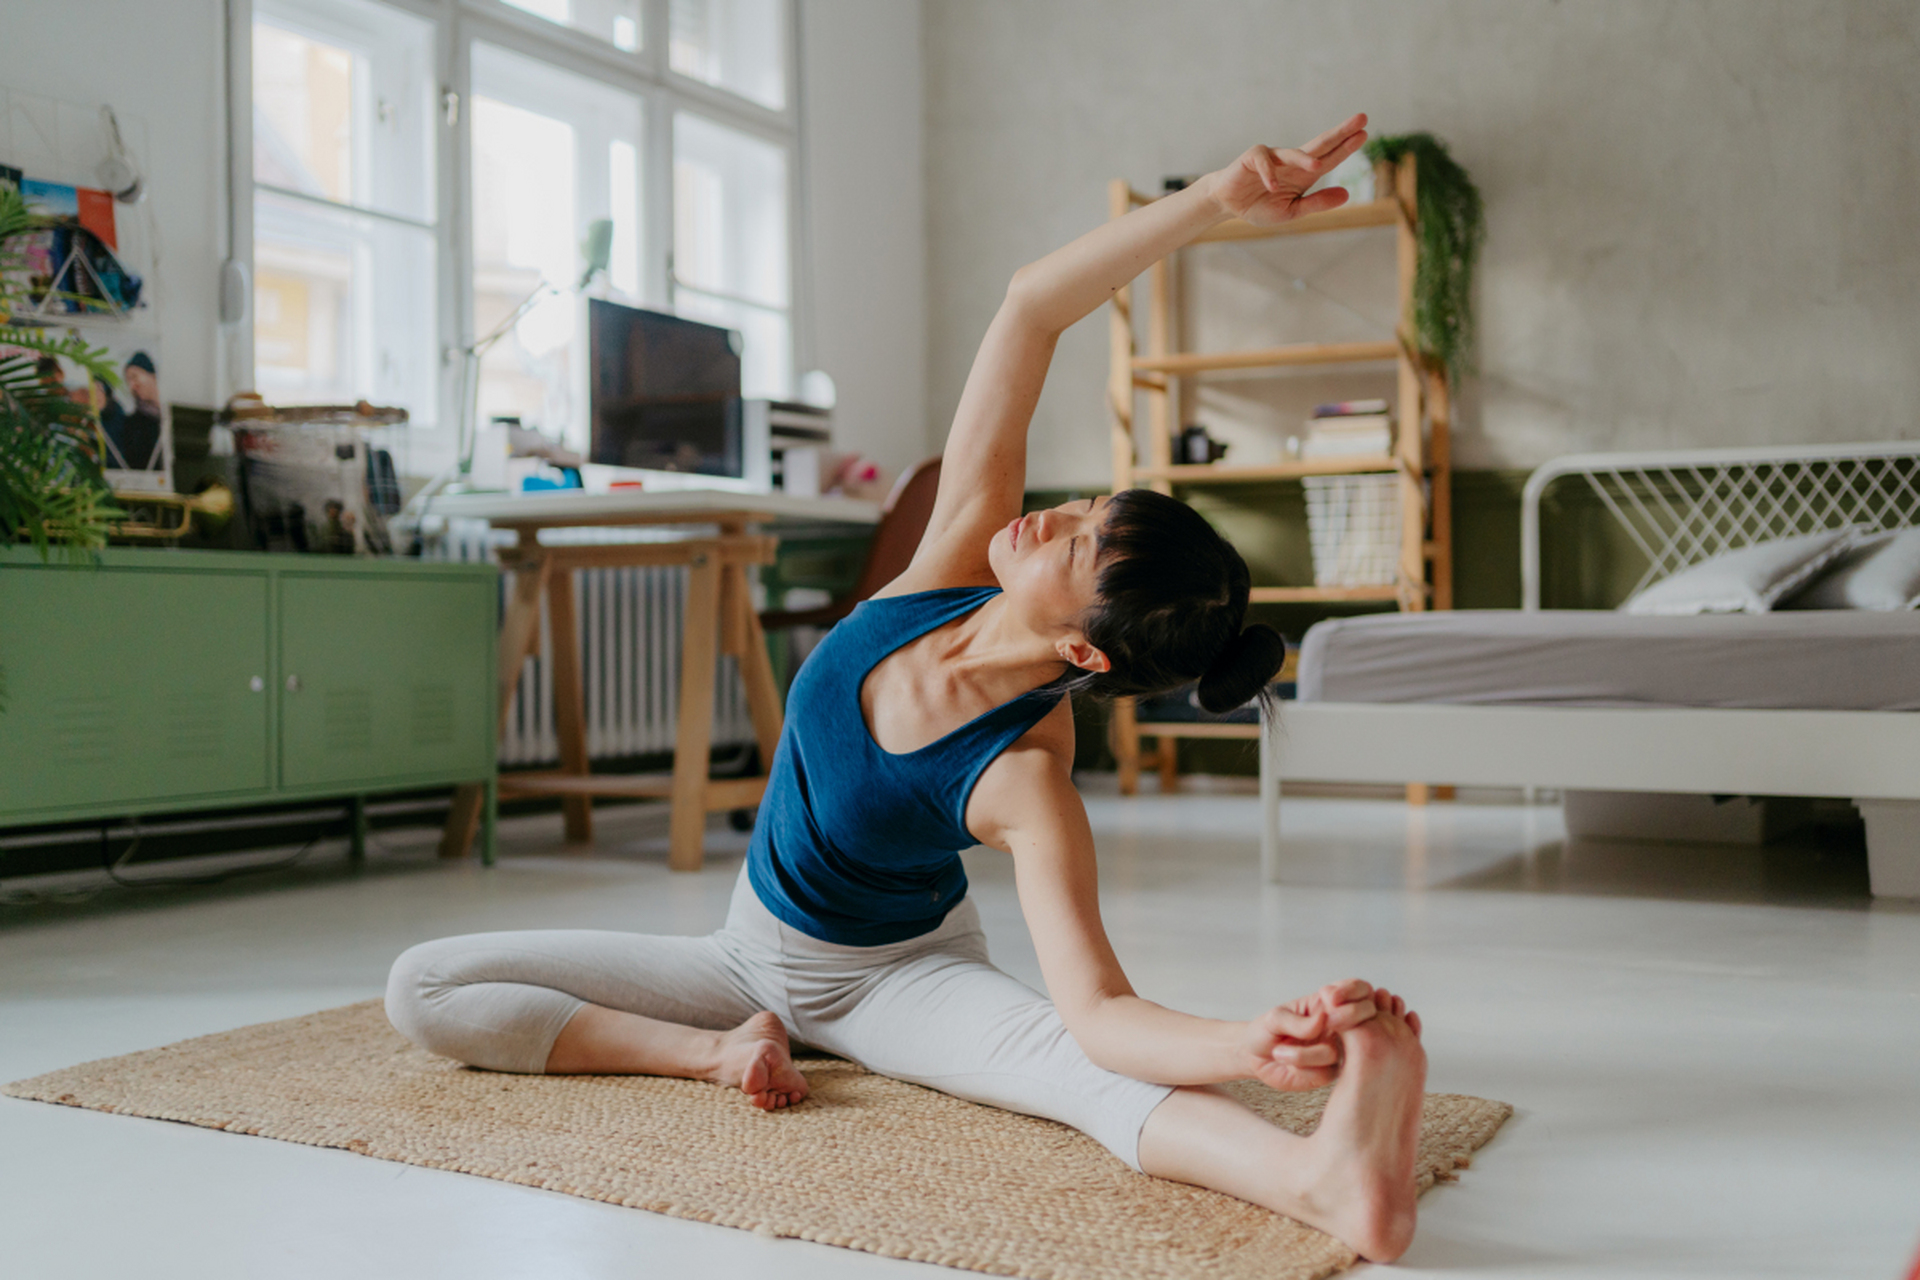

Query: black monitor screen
[589,300,743,476]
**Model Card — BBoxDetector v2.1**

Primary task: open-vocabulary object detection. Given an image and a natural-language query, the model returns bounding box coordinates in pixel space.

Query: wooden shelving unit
[1106,157,1454,797]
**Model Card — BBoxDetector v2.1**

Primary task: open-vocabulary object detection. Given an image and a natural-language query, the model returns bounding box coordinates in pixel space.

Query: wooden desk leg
[1157,736,1180,793]
[722,562,784,767]
[546,566,593,844]
[668,554,722,871]
[1112,697,1142,795]
[442,555,550,859]
[481,778,498,867]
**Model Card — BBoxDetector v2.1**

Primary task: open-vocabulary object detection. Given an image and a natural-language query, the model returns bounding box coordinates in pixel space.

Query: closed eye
[1069,535,1079,567]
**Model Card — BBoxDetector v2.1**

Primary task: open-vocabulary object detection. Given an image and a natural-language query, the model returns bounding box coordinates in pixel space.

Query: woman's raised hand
[1209,113,1370,227]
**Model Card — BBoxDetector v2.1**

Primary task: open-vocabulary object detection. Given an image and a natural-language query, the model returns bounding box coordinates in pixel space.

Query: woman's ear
[1058,635,1111,674]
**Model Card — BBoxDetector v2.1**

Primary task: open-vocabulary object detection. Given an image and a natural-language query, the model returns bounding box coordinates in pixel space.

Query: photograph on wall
[2,329,173,490]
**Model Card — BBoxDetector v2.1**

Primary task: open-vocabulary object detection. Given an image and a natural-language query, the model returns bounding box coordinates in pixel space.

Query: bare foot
[1297,998,1427,1262]
[712,1012,810,1111]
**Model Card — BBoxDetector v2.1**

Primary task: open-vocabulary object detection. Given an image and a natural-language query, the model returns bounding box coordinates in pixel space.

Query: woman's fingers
[1320,979,1374,1006]
[1322,996,1377,1033]
[1270,1041,1339,1068]
[1322,124,1370,168]
[1255,1059,1338,1092]
[1290,187,1351,217]
[1254,146,1281,192]
[1301,112,1368,158]
[1261,1003,1326,1042]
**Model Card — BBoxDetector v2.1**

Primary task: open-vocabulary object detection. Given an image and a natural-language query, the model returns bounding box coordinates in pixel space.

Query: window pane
[670,0,785,109]
[609,140,641,297]
[253,25,353,203]
[502,0,642,53]
[471,42,645,451]
[673,112,787,309]
[253,0,436,222]
[253,189,438,417]
[675,289,789,401]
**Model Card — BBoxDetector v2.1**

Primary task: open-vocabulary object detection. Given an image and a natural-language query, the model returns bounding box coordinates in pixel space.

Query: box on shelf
[1303,473,1402,586]
[1301,413,1393,460]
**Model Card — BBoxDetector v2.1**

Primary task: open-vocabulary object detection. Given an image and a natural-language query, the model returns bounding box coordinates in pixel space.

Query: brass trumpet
[109,482,236,540]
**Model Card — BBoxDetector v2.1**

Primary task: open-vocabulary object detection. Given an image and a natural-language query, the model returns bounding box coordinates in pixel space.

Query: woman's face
[988,494,1113,647]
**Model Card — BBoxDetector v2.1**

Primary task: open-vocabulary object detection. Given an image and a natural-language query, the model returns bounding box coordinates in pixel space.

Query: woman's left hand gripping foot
[1243,979,1381,1092]
[715,1012,811,1110]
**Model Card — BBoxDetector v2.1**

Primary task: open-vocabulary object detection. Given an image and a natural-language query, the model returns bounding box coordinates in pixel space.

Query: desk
[432,489,879,870]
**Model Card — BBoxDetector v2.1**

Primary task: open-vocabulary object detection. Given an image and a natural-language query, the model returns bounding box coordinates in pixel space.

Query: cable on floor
[100,817,328,889]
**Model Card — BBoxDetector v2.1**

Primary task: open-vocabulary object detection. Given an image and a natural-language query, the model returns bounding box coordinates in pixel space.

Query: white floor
[3,783,1917,1280]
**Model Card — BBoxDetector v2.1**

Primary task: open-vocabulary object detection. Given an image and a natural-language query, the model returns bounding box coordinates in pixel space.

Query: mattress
[1296,610,1920,711]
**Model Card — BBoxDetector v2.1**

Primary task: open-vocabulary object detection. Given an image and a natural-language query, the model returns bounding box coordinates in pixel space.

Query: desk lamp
[398,218,613,532]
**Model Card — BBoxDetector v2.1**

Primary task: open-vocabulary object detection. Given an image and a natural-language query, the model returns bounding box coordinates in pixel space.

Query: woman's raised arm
[894,114,1370,592]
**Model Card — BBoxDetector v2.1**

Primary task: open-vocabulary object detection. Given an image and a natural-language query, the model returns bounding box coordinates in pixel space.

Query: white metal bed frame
[1259,440,1920,898]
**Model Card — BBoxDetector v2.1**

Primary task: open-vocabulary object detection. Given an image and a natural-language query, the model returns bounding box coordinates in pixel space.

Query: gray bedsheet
[1296,610,1920,711]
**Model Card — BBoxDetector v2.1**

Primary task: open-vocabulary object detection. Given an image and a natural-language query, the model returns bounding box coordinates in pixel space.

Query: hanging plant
[1364,132,1484,378]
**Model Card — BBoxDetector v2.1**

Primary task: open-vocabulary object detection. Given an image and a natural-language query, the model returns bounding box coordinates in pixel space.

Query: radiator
[435,521,756,767]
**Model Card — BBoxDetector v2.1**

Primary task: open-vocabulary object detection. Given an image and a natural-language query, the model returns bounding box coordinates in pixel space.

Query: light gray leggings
[385,868,1173,1170]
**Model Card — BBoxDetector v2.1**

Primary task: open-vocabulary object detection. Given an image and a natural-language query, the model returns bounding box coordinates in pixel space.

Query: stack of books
[1301,398,1392,460]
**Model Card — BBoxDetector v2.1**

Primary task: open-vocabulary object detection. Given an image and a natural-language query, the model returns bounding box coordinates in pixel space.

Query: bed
[1258,441,1920,898]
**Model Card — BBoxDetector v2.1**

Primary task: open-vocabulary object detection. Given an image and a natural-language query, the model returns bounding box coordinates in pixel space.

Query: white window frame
[225,0,807,442]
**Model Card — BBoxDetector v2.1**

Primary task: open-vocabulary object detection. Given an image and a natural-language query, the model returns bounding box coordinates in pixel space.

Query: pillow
[1783,527,1920,610]
[1621,529,1861,615]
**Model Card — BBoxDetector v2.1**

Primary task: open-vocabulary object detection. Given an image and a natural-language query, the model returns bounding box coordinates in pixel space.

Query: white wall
[798,0,929,477]
[925,0,1920,486]
[0,0,231,410]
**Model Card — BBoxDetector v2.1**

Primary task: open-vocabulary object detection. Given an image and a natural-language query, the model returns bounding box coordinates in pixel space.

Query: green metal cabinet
[0,547,499,861]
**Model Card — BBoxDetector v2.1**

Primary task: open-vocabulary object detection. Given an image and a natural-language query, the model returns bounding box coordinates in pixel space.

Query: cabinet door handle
[285,675,302,692]
[249,676,265,693]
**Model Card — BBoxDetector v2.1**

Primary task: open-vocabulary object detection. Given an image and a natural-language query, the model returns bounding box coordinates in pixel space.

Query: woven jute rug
[5,1001,1509,1280]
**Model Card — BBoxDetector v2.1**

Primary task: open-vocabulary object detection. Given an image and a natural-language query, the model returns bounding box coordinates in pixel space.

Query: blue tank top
[746,586,1062,946]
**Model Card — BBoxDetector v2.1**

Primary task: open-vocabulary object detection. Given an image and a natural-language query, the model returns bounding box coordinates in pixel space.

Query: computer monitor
[588,299,744,476]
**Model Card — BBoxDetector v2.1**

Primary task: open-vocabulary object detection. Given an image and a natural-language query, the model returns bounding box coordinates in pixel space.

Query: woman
[387,112,1427,1263]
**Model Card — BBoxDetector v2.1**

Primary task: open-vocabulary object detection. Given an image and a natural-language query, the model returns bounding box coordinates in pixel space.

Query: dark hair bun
[1194,624,1286,714]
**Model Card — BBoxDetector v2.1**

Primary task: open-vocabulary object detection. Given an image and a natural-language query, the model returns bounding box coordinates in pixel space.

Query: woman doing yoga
[387,113,1427,1263]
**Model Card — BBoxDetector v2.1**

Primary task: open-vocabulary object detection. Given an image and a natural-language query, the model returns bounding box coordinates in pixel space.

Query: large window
[239,0,798,464]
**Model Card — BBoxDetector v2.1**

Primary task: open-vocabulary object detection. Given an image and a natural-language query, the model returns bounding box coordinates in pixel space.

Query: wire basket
[1303,473,1402,586]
